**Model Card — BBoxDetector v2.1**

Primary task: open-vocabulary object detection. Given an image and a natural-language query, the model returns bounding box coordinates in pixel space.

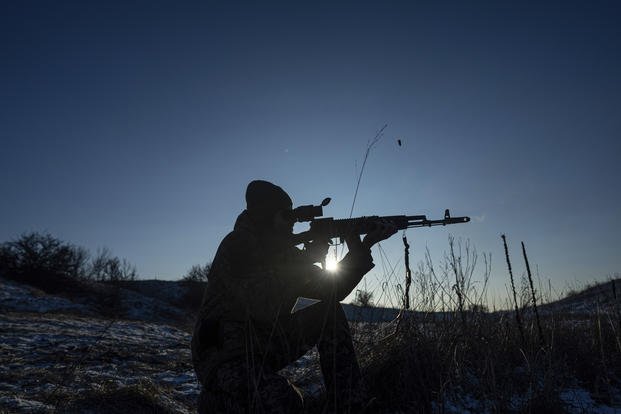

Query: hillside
[2,276,621,413]
[538,279,621,315]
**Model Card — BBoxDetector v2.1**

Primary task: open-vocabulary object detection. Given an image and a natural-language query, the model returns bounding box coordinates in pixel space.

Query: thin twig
[403,234,412,310]
[521,241,545,347]
[502,234,526,347]
[348,124,387,218]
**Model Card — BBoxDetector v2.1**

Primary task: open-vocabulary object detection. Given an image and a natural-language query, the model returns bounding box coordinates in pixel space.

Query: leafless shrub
[0,232,89,292]
[181,263,210,283]
[88,247,138,282]
[353,289,374,307]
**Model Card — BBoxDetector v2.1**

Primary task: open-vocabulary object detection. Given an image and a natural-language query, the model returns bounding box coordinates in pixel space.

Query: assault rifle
[289,198,470,246]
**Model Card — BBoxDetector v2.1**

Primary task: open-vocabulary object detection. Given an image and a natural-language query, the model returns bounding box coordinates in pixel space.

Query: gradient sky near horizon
[1,1,620,307]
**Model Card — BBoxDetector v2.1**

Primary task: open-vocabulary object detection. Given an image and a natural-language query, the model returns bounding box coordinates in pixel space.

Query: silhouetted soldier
[191,180,396,413]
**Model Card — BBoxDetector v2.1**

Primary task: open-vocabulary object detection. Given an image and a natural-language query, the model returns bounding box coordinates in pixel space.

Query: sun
[325,255,339,272]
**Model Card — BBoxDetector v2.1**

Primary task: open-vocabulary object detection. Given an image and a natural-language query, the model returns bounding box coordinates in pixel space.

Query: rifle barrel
[407,216,470,228]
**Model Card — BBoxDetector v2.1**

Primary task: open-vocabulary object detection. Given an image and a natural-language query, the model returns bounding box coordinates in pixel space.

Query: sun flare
[325,255,339,272]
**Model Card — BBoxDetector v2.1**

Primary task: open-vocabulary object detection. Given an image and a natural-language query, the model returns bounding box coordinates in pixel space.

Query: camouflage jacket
[191,210,374,383]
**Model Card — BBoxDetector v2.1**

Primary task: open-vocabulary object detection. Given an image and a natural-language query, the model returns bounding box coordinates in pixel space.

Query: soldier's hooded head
[245,180,293,227]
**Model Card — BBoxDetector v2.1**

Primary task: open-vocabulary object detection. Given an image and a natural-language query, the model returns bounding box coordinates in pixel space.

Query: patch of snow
[154,371,196,386]
[0,396,53,413]
[119,287,186,323]
[0,277,93,315]
[436,392,493,414]
[279,347,324,399]
[561,387,620,414]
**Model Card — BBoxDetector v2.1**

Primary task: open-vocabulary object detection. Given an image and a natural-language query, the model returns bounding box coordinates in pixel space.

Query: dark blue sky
[1,1,620,305]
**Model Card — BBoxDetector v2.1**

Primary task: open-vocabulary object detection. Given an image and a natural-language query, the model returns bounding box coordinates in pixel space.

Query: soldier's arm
[292,221,396,302]
[331,245,375,301]
[333,220,398,300]
[288,244,374,303]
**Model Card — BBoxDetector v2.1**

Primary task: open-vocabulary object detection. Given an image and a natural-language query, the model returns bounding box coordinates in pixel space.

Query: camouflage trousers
[194,300,364,413]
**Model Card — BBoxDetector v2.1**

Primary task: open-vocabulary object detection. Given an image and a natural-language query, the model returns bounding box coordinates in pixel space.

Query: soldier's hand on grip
[362,219,398,249]
[304,239,330,263]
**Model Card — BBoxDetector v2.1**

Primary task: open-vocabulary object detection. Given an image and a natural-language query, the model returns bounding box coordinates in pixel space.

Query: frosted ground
[0,277,322,413]
[1,277,619,413]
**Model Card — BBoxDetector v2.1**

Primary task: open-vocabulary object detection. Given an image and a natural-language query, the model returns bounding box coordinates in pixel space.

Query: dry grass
[58,380,178,414]
[341,237,621,413]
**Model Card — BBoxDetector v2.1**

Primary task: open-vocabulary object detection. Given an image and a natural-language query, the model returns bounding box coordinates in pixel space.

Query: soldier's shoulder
[219,228,259,252]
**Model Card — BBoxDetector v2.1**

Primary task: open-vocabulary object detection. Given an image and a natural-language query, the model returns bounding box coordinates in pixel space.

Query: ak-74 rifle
[288,198,470,247]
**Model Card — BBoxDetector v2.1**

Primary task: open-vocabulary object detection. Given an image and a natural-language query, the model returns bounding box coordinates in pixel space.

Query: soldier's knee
[257,375,304,413]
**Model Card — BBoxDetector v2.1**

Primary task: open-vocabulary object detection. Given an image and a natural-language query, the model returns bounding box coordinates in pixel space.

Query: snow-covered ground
[0,276,190,325]
[0,277,94,316]
[434,388,621,414]
[2,276,620,413]
[0,311,198,412]
[0,277,322,413]
[560,387,621,414]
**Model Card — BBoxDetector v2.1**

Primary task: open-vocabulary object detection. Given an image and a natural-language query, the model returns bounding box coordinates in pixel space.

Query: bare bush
[182,263,210,283]
[353,289,374,307]
[88,248,138,282]
[0,232,89,291]
[178,263,210,312]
